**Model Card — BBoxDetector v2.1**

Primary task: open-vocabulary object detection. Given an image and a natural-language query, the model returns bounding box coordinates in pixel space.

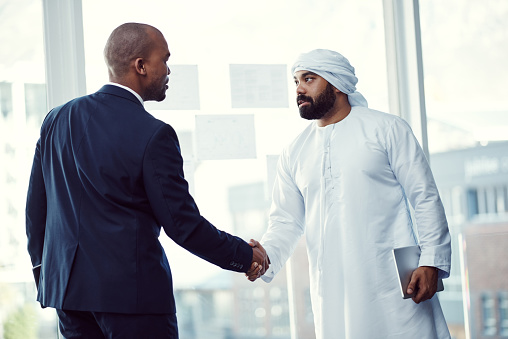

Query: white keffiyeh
[291,49,368,107]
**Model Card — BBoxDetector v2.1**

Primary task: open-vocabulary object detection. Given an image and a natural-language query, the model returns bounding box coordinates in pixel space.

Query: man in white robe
[248,49,452,339]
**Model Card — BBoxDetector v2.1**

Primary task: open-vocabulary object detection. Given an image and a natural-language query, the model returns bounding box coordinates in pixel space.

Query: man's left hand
[407,266,439,304]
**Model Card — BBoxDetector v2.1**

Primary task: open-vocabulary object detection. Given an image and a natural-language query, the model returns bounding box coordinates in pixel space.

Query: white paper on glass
[145,65,200,110]
[229,64,288,108]
[195,114,256,160]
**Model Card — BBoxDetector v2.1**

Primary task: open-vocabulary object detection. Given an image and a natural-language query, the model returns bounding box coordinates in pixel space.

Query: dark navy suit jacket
[26,85,252,314]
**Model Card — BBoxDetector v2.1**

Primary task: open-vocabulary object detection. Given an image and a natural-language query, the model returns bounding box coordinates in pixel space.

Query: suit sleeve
[142,124,252,273]
[386,117,452,278]
[26,138,47,268]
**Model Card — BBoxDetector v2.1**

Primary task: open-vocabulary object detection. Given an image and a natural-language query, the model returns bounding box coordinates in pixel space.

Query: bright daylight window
[0,0,506,338]
[0,0,60,338]
[420,0,508,338]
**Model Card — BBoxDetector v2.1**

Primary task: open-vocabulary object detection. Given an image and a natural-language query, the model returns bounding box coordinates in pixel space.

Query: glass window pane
[0,0,59,338]
[421,2,508,338]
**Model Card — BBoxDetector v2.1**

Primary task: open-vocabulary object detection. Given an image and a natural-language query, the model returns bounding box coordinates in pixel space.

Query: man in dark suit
[25,22,267,338]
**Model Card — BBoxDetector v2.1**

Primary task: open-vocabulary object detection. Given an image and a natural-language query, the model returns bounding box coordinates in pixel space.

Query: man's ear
[135,58,147,75]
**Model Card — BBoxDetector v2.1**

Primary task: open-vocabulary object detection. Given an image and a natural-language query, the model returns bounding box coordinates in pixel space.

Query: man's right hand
[246,239,270,282]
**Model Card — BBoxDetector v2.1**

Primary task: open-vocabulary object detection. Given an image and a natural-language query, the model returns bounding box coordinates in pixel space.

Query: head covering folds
[291,49,368,107]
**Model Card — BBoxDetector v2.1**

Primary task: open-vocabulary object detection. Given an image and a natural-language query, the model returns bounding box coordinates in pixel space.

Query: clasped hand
[246,239,270,282]
[407,266,439,304]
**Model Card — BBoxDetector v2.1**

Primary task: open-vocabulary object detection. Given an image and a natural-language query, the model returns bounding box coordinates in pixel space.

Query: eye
[305,77,313,82]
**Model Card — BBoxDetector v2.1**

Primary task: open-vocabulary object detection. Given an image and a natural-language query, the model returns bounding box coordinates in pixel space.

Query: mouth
[297,98,310,108]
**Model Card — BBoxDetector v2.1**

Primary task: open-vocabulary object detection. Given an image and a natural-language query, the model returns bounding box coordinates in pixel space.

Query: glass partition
[0,0,60,338]
[420,1,508,338]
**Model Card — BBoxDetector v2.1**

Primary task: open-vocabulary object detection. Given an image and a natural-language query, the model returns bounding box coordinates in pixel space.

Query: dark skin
[294,70,350,126]
[248,71,440,303]
[246,240,269,281]
[408,266,440,303]
[106,27,170,102]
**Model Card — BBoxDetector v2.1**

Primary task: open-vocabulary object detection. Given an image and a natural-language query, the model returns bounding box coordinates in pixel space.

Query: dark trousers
[56,309,178,339]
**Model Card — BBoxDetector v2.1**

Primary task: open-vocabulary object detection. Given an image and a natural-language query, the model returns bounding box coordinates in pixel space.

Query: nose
[296,82,305,95]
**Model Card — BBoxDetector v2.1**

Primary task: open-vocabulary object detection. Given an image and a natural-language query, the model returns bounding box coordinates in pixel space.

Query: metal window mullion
[412,0,429,159]
[383,0,429,160]
[42,0,86,110]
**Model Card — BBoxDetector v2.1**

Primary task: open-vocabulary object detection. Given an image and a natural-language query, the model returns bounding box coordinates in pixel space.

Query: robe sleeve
[386,117,452,278]
[260,149,306,282]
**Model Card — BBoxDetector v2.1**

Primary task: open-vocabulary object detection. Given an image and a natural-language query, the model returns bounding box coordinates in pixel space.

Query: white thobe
[261,106,452,339]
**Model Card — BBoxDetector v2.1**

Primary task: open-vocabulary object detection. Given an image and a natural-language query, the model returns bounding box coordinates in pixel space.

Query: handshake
[246,239,270,282]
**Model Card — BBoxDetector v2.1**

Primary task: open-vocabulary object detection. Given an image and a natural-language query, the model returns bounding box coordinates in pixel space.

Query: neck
[317,97,351,127]
[109,75,144,100]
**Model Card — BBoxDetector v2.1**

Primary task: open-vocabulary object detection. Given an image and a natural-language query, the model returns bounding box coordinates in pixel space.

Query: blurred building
[431,141,508,339]
[228,182,315,339]
[0,81,46,273]
[460,222,508,339]
[0,81,59,339]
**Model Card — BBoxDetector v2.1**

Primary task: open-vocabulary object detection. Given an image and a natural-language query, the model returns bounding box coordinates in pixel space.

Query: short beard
[145,80,167,102]
[298,83,336,120]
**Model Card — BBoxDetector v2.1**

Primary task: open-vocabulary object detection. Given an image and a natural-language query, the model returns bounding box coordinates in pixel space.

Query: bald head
[104,23,161,80]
